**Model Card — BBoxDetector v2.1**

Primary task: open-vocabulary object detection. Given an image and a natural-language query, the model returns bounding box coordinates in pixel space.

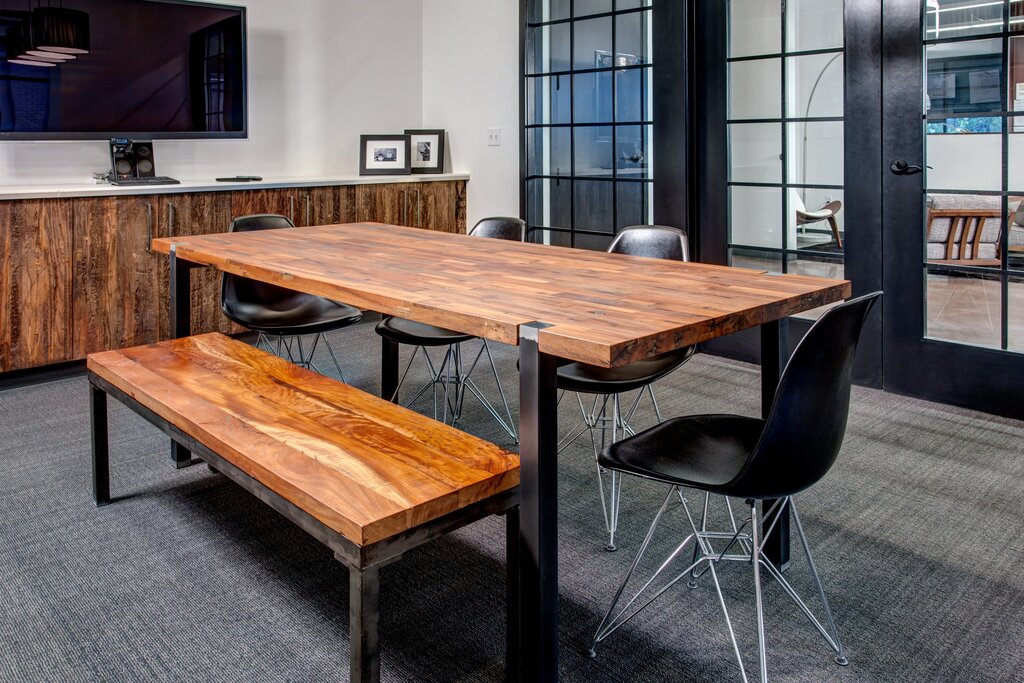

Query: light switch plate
[487,128,502,146]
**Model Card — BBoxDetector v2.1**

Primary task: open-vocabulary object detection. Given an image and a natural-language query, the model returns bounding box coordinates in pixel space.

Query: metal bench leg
[349,566,381,683]
[90,383,110,506]
[506,505,520,683]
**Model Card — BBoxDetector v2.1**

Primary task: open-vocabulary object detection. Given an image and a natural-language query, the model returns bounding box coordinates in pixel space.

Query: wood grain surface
[151,222,851,367]
[156,192,238,339]
[0,198,75,371]
[88,333,519,546]
[72,196,163,358]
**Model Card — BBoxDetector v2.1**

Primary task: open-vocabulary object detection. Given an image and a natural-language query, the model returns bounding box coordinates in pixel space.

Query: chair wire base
[256,332,348,383]
[557,386,663,551]
[589,489,848,682]
[390,340,518,443]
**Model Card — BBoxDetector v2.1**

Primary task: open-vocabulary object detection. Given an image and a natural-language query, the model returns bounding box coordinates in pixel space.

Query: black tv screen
[0,0,246,139]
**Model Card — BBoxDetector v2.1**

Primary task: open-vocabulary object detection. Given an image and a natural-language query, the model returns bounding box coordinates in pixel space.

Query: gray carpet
[1,321,1023,682]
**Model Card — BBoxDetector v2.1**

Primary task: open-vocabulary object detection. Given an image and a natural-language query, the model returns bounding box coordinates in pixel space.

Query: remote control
[215,176,263,182]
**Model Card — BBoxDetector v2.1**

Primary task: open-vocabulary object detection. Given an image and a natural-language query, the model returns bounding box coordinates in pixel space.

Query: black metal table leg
[169,249,195,469]
[381,335,399,403]
[761,319,791,570]
[518,322,559,683]
[90,383,110,506]
[349,565,381,683]
[506,506,521,683]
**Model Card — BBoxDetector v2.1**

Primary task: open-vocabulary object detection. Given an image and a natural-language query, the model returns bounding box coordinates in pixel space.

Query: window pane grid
[726,0,846,288]
[922,1,1024,351]
[524,1,653,249]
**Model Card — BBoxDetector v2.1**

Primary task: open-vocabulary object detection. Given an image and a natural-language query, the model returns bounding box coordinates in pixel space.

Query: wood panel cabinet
[71,195,163,358]
[229,188,299,224]
[0,178,467,373]
[295,185,356,227]
[157,192,235,339]
[410,180,467,233]
[355,183,414,226]
[0,199,74,371]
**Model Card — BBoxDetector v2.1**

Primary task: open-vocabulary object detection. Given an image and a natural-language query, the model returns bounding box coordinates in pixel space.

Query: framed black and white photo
[359,135,411,175]
[404,129,445,174]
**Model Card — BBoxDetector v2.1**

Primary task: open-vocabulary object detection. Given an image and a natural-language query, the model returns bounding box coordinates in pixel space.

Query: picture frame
[405,129,446,174]
[359,135,411,175]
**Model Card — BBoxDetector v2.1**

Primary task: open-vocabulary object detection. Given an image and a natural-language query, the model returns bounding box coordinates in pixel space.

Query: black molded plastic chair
[557,225,696,551]
[588,291,881,683]
[374,216,526,441]
[221,214,362,379]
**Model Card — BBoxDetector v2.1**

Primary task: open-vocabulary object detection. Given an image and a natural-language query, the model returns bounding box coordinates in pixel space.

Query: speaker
[133,141,156,178]
[109,139,157,179]
[109,138,136,179]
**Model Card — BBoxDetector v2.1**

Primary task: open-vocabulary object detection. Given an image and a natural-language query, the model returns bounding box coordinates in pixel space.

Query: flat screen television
[0,0,246,140]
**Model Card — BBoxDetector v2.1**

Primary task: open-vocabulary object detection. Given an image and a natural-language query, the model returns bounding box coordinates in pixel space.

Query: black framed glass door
[883,0,1024,418]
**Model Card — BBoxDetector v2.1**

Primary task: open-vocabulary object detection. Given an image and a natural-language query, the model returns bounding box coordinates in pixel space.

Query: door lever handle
[890,160,924,176]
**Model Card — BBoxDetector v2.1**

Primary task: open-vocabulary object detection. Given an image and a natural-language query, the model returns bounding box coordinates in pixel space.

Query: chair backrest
[727,292,882,499]
[608,225,690,262]
[926,209,1002,261]
[221,214,306,319]
[469,216,526,242]
[229,214,295,233]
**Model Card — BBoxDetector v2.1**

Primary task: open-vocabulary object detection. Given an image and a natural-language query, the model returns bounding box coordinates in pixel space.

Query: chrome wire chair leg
[390,345,422,403]
[756,499,848,666]
[648,384,664,423]
[590,487,695,654]
[592,488,746,658]
[320,333,348,383]
[456,340,518,441]
[792,500,847,665]
[687,492,711,589]
[750,501,769,683]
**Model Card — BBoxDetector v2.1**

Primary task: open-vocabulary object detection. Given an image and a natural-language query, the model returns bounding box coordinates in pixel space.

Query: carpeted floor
[1,321,1022,682]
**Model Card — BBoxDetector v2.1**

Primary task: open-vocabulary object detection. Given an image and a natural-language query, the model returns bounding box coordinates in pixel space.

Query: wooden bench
[86,333,520,683]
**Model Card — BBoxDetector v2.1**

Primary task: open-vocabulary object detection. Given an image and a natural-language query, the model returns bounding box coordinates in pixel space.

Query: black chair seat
[374,317,474,347]
[224,294,362,336]
[599,414,765,491]
[557,347,694,394]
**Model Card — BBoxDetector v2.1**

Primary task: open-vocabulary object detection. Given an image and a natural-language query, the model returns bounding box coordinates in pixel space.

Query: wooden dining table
[152,221,851,682]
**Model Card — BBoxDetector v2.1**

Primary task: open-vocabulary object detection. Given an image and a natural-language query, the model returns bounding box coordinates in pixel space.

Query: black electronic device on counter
[108,139,179,186]
[215,176,263,182]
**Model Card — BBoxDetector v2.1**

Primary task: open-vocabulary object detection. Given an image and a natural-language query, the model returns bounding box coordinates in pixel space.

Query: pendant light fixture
[8,58,56,67]
[30,2,90,55]
[3,22,62,66]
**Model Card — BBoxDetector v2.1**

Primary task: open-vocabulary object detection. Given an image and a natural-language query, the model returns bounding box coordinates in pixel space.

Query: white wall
[422,0,520,227]
[0,0,425,185]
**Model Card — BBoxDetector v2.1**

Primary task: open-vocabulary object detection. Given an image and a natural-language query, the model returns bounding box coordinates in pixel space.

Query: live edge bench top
[86,332,519,547]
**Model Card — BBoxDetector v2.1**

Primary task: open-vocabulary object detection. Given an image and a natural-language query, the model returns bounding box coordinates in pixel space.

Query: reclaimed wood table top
[88,333,519,546]
[152,222,851,367]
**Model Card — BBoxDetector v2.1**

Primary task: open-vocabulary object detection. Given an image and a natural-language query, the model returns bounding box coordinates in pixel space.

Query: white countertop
[0,173,470,201]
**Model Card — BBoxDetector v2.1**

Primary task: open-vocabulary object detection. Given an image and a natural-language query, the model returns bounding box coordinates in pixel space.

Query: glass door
[883,0,1024,417]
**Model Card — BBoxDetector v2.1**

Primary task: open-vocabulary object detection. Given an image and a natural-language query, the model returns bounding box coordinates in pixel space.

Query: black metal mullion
[529,62,648,78]
[612,2,619,234]
[728,45,845,62]
[569,0,576,247]
[1002,0,1011,350]
[527,3,649,28]
[780,0,789,274]
[728,116,844,124]
[526,119,654,128]
[729,181,844,190]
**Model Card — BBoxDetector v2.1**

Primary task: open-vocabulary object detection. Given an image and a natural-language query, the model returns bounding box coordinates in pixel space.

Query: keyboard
[109,176,181,186]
